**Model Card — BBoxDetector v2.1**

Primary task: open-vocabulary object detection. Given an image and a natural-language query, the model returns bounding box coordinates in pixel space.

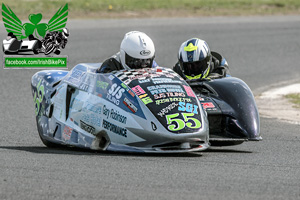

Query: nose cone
[229,84,261,140]
[205,77,262,140]
[243,103,261,141]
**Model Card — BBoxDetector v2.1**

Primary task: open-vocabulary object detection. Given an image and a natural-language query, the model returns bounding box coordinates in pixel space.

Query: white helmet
[178,38,212,80]
[120,31,155,70]
[62,28,69,38]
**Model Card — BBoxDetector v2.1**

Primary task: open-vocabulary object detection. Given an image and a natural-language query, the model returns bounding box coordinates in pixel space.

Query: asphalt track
[1,16,300,200]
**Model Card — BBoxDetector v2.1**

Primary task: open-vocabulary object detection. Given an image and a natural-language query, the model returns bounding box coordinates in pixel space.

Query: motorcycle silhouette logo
[2,3,69,55]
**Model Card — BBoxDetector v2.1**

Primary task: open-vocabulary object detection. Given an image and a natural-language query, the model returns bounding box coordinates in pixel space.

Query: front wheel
[36,119,62,148]
[39,134,62,148]
[44,43,55,55]
[54,49,61,55]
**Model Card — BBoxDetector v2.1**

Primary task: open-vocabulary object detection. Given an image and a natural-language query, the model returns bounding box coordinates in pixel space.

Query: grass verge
[285,93,300,108]
[1,0,300,19]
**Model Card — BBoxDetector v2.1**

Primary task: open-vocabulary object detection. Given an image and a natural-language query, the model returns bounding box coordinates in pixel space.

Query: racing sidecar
[3,38,40,54]
[31,64,210,153]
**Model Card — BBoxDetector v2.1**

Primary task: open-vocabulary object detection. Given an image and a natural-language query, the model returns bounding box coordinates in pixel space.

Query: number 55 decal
[166,113,201,132]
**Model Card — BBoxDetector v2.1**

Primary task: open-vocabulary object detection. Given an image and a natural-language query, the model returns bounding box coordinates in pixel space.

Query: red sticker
[63,125,72,141]
[183,85,195,97]
[201,102,215,109]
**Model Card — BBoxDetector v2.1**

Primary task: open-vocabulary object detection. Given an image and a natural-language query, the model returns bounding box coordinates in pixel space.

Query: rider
[97,31,157,73]
[173,38,230,81]
[41,28,69,54]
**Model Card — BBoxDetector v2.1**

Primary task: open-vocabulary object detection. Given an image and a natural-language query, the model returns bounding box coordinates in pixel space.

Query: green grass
[2,0,300,19]
[285,93,300,108]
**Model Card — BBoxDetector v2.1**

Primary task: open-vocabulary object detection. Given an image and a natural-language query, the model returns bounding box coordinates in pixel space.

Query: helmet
[178,38,212,80]
[62,28,69,38]
[120,31,155,70]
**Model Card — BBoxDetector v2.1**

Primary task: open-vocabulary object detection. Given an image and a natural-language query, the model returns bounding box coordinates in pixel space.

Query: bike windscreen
[113,67,202,134]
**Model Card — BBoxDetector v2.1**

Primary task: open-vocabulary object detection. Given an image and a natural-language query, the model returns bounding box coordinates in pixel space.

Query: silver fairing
[31,63,210,153]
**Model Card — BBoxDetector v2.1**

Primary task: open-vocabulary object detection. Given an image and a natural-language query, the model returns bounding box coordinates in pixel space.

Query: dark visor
[125,53,154,69]
[182,56,211,76]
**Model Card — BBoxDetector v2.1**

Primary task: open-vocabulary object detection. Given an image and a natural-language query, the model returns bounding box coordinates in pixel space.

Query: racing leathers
[173,51,230,80]
[40,31,68,54]
[44,31,68,48]
[97,52,158,73]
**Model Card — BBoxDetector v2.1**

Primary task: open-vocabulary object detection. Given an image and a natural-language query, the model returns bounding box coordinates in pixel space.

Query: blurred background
[2,0,300,19]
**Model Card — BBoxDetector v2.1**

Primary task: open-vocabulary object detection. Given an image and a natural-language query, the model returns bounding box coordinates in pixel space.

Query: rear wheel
[32,43,39,54]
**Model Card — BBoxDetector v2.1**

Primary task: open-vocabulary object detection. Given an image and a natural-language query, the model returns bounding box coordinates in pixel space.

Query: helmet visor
[125,53,154,69]
[182,55,211,77]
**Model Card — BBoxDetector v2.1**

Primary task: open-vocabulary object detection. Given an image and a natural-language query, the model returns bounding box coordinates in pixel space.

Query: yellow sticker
[139,94,148,98]
[184,43,198,52]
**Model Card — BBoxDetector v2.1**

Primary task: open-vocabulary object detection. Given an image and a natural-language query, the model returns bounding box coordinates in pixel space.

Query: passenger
[173,38,230,81]
[7,32,17,40]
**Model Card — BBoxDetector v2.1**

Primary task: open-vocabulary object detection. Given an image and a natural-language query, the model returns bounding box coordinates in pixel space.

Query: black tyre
[44,43,55,55]
[33,46,39,54]
[36,119,62,148]
[54,49,61,55]
[209,140,244,146]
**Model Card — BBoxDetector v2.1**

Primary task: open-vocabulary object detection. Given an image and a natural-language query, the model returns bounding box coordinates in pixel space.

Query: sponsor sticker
[63,125,72,141]
[141,96,153,105]
[102,119,127,138]
[97,81,109,89]
[157,102,178,117]
[131,85,146,96]
[123,98,137,113]
[80,120,95,135]
[155,97,192,105]
[201,102,215,109]
[151,122,157,131]
[107,83,125,105]
[178,102,198,114]
[140,50,151,56]
[183,85,195,97]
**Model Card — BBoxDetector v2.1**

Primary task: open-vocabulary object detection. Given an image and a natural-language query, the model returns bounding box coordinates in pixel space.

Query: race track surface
[0,16,300,200]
